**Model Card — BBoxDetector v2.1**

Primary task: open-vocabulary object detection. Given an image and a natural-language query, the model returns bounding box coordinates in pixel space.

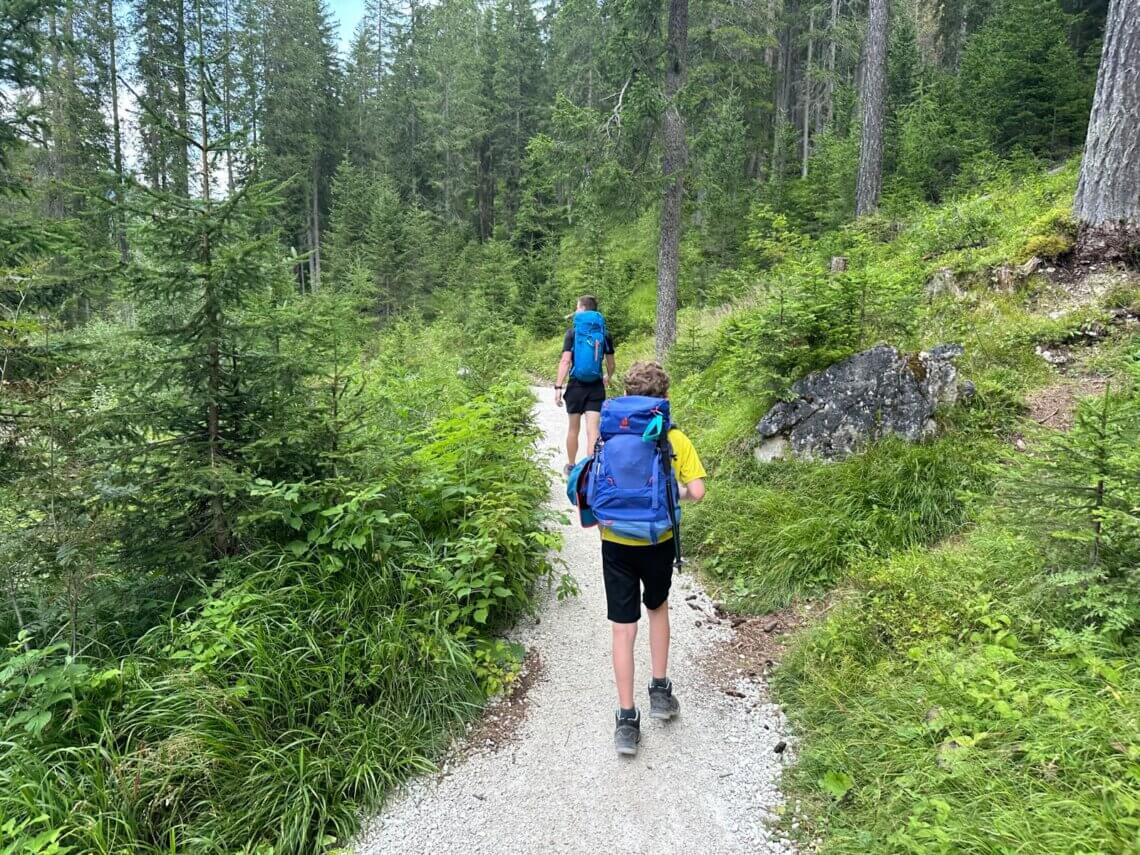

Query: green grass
[686,434,994,612]
[776,522,1140,854]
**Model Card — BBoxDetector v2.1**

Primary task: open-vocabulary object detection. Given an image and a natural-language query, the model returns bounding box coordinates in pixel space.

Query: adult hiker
[554,295,615,476]
[566,361,706,757]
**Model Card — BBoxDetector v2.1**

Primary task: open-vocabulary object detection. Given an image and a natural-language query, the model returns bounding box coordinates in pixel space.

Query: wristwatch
[554,385,564,390]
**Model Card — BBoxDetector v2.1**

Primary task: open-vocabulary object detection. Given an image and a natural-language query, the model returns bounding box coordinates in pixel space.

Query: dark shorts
[564,379,605,414]
[602,539,676,623]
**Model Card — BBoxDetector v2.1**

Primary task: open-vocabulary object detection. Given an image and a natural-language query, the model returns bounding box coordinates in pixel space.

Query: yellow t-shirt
[600,427,707,546]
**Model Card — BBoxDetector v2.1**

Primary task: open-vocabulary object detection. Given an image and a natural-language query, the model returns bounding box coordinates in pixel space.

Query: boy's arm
[679,478,705,503]
[604,353,616,386]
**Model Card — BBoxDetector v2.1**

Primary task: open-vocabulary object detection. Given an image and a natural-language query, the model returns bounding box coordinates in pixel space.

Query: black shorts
[564,379,605,414]
[602,539,676,623]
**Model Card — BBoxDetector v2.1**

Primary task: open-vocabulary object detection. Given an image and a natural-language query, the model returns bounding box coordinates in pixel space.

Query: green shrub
[1007,381,1140,639]
[0,382,555,853]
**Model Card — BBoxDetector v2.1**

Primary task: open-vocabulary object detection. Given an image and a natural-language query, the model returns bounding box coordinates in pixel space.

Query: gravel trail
[354,389,795,855]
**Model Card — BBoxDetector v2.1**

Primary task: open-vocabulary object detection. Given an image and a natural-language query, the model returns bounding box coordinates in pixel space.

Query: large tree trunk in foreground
[855,0,888,216]
[656,0,689,360]
[1074,0,1140,250]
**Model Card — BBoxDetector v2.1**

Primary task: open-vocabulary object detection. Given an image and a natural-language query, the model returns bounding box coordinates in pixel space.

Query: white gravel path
[353,388,795,855]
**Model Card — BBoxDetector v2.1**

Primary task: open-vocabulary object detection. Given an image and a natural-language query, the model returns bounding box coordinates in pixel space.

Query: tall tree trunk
[477,136,494,241]
[107,0,128,261]
[770,14,794,181]
[195,0,228,559]
[376,0,384,84]
[62,1,77,213]
[655,0,689,360]
[222,0,234,191]
[1074,0,1140,247]
[310,167,321,290]
[174,0,189,196]
[802,9,814,178]
[855,0,888,216]
[824,0,838,129]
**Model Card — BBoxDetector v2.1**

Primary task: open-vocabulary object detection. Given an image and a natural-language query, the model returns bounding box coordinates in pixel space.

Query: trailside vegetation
[3,0,1138,851]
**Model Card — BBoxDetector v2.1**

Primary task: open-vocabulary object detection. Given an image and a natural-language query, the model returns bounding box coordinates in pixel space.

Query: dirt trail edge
[354,388,795,855]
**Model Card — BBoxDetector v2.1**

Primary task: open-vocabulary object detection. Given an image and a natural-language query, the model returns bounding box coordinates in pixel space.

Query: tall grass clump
[687,435,992,612]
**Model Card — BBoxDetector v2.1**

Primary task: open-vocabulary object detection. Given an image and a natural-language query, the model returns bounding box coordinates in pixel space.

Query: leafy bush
[0,381,555,853]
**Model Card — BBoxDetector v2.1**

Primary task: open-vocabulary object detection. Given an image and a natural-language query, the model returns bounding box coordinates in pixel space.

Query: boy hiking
[554,296,615,477]
[570,361,706,756]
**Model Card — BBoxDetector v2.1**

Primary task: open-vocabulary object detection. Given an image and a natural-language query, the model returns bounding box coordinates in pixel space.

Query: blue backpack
[587,396,683,565]
[570,310,607,382]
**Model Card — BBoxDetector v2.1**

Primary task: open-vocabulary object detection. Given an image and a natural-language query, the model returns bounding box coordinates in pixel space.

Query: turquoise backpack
[570,311,607,382]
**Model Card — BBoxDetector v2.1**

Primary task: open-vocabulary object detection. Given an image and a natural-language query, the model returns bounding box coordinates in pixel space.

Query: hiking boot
[648,679,680,720]
[614,709,641,756]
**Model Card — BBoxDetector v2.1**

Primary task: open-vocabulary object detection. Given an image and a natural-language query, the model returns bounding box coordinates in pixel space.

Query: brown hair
[577,295,598,311]
[623,361,670,398]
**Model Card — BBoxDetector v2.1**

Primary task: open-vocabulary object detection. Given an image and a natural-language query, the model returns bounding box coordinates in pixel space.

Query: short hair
[577,295,598,311]
[623,361,670,398]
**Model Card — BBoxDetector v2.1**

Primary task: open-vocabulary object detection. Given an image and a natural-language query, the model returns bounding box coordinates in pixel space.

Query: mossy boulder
[755,344,974,461]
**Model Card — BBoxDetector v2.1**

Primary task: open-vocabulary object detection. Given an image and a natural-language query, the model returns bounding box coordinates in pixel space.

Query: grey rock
[753,435,791,464]
[924,267,963,299]
[755,343,970,461]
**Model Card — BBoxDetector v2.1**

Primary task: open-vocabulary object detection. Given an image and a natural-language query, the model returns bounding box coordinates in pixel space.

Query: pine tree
[489,0,547,233]
[259,0,342,291]
[959,0,1087,158]
[133,0,190,194]
[119,0,296,562]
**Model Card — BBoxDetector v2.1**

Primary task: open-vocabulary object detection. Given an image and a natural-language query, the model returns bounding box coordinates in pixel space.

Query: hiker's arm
[555,351,572,403]
[679,478,705,503]
[604,353,615,386]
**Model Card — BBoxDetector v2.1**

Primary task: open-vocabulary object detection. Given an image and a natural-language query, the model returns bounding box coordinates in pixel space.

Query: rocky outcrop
[755,343,974,462]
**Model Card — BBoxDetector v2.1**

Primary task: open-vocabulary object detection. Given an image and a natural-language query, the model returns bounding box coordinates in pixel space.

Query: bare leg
[565,413,582,467]
[647,601,670,681]
[584,410,602,457]
[612,621,638,709]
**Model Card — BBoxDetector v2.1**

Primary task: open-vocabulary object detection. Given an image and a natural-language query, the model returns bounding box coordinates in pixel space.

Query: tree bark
[175,0,190,197]
[310,168,322,291]
[1074,0,1140,243]
[656,0,690,360]
[802,9,814,178]
[855,0,888,216]
[107,0,128,261]
[824,0,838,129]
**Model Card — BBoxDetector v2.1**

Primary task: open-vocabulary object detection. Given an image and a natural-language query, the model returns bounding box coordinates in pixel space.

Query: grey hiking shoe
[648,679,681,720]
[614,709,641,756]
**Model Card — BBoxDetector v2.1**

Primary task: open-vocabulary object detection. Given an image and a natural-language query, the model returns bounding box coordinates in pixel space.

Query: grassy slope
[525,159,1140,852]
